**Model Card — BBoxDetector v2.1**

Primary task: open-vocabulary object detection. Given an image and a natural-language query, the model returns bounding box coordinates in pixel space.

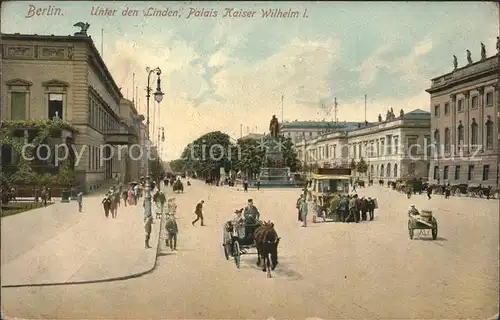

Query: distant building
[426,53,499,186]
[281,120,361,143]
[296,109,431,181]
[239,133,266,141]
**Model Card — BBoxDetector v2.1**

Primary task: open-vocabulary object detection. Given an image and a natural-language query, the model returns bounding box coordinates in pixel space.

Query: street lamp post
[145,67,164,219]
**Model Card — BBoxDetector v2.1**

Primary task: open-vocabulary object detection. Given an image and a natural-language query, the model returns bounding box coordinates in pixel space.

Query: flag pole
[101,29,104,59]
[132,73,135,102]
[281,95,284,122]
[364,94,367,123]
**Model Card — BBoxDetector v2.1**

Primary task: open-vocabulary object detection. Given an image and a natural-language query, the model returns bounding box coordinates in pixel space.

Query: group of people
[296,193,377,225]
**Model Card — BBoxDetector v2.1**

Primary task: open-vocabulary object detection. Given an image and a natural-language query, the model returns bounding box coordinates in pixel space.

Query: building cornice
[1,33,123,104]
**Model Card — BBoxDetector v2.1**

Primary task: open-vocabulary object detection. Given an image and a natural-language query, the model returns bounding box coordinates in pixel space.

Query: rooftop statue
[466,49,473,65]
[453,55,458,70]
[73,22,90,36]
[480,42,486,60]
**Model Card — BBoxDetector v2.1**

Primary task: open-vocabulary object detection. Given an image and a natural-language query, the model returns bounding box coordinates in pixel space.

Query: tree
[169,159,185,173]
[356,157,368,174]
[281,137,301,172]
[349,159,357,171]
[233,138,265,178]
[181,131,235,179]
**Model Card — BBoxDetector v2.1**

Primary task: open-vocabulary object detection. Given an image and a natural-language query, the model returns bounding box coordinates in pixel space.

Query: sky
[1,1,499,160]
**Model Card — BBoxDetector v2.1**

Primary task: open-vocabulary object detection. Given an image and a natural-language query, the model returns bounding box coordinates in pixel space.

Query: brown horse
[254,221,280,276]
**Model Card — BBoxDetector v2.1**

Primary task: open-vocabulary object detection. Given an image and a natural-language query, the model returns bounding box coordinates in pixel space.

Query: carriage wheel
[454,189,461,197]
[432,222,438,240]
[408,221,414,240]
[478,190,483,198]
[233,241,241,268]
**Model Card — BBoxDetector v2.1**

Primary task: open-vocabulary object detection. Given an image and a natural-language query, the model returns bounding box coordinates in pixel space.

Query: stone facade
[281,120,360,144]
[295,109,431,181]
[1,33,143,191]
[426,54,499,186]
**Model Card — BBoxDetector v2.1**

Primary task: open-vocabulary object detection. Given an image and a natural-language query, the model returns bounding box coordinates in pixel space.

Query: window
[443,166,449,180]
[444,128,450,153]
[394,137,399,154]
[482,165,490,181]
[358,144,361,158]
[471,121,478,148]
[88,146,92,170]
[457,99,463,112]
[433,130,440,156]
[386,135,392,155]
[444,102,450,115]
[486,91,493,106]
[457,124,464,152]
[393,164,398,178]
[386,163,391,177]
[10,92,27,120]
[434,105,440,117]
[425,135,431,157]
[380,140,385,156]
[433,166,439,180]
[486,120,493,149]
[468,165,474,180]
[407,135,418,156]
[380,165,384,177]
[455,165,460,180]
[48,93,63,120]
[309,132,312,137]
[471,95,478,109]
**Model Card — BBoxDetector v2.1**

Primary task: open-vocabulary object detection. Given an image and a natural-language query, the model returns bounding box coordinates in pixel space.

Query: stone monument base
[258,167,296,188]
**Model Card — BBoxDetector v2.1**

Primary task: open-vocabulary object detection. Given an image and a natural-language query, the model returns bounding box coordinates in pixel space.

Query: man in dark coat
[339,196,348,222]
[296,194,303,222]
[192,200,205,226]
[102,194,111,218]
[354,195,361,223]
[427,186,432,200]
[367,197,376,221]
[360,197,368,221]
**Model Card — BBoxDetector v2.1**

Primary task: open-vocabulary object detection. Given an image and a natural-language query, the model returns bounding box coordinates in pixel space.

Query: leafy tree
[181,131,235,179]
[169,159,185,173]
[356,157,368,174]
[349,159,357,171]
[281,137,300,172]
[233,138,264,178]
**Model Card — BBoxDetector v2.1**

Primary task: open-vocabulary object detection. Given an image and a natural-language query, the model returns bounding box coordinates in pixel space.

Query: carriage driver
[408,204,419,216]
[243,199,260,224]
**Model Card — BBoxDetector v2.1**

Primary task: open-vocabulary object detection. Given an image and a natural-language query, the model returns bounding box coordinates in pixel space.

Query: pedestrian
[354,195,361,223]
[122,189,128,207]
[300,197,308,227]
[102,194,111,218]
[296,194,303,222]
[347,195,357,223]
[256,180,261,190]
[110,193,119,219]
[360,197,368,221]
[165,214,179,251]
[339,196,348,222]
[155,191,166,219]
[367,197,375,221]
[144,212,153,249]
[192,200,205,226]
[77,190,83,212]
[427,186,432,200]
[243,179,248,192]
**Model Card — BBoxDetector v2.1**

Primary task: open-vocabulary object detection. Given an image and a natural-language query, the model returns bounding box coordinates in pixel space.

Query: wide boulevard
[1,180,498,319]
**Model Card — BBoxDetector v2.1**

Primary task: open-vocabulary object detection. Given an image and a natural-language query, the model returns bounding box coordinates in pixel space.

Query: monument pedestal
[257,136,295,188]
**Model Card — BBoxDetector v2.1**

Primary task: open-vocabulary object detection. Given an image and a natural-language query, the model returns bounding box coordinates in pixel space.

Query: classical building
[295,109,431,181]
[426,52,499,186]
[1,32,144,191]
[281,120,360,144]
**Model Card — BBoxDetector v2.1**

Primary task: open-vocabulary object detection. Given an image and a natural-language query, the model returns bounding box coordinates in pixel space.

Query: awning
[312,174,351,180]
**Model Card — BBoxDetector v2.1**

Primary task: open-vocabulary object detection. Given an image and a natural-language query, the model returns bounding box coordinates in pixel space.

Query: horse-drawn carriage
[222,218,279,277]
[408,210,438,240]
[172,180,184,193]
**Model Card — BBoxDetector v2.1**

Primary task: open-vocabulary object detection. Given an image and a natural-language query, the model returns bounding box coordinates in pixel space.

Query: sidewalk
[1,190,162,287]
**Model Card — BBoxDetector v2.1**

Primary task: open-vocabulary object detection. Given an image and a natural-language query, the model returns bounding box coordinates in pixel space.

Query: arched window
[434,129,440,155]
[444,128,450,153]
[486,119,493,149]
[408,162,416,175]
[380,164,384,177]
[370,164,374,175]
[457,124,464,152]
[393,164,398,178]
[386,163,391,177]
[471,120,478,148]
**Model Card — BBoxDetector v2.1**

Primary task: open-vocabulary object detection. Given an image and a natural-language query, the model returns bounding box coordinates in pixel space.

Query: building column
[478,86,485,151]
[464,91,471,155]
[450,94,457,155]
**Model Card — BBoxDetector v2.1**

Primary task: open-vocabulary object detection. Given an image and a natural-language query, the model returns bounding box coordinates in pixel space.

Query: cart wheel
[233,241,241,268]
[432,222,438,240]
[223,243,231,260]
[454,189,461,197]
[312,215,317,223]
[408,221,414,240]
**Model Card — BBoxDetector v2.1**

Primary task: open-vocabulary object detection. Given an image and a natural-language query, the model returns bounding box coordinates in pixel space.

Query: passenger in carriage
[408,204,419,216]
